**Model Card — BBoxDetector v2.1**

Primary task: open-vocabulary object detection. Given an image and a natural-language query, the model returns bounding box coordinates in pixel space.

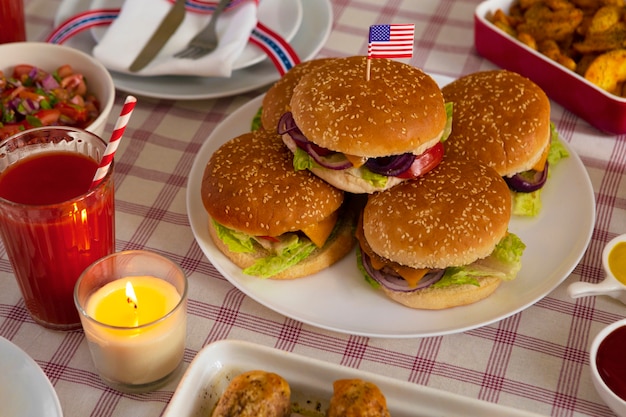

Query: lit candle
[82,275,186,387]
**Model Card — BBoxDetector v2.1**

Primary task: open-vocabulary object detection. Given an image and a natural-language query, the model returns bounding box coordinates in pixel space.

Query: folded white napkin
[93,0,258,77]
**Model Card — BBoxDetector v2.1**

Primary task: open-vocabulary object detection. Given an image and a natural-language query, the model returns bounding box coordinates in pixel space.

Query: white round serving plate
[54,0,331,100]
[0,337,63,417]
[186,74,596,338]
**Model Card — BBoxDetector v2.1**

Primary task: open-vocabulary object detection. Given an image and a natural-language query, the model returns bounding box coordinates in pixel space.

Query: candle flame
[125,281,138,309]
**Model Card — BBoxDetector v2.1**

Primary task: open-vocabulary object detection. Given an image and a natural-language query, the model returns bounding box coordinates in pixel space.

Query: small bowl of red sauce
[591,318,626,417]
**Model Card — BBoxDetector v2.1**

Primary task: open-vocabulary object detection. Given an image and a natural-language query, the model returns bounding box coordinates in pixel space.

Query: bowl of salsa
[0,42,114,139]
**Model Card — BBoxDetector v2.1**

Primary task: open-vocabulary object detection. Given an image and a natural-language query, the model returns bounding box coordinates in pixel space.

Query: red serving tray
[474,0,626,135]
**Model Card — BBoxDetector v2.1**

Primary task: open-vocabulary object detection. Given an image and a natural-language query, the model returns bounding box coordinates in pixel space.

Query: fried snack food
[489,0,626,96]
[211,370,291,417]
[327,379,391,417]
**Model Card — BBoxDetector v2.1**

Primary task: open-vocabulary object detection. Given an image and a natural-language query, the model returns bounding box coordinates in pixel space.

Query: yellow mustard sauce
[609,242,626,284]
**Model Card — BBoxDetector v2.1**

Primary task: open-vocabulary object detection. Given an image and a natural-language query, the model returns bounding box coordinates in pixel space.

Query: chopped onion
[361,249,444,292]
[28,66,39,81]
[41,74,59,91]
[505,162,549,192]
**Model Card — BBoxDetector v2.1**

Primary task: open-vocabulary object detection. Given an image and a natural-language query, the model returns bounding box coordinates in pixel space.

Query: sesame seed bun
[202,129,343,236]
[363,157,511,269]
[261,58,337,132]
[201,128,356,279]
[359,157,513,309]
[441,70,551,177]
[289,56,447,157]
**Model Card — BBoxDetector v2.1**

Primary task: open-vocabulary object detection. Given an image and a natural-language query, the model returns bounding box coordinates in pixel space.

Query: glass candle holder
[74,250,188,393]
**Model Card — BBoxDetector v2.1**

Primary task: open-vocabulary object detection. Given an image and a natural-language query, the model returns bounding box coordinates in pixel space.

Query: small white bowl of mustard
[567,234,626,304]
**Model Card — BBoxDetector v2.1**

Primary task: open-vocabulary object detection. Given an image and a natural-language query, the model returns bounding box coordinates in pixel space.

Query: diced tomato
[56,102,88,123]
[33,109,61,126]
[396,141,444,179]
[12,64,35,79]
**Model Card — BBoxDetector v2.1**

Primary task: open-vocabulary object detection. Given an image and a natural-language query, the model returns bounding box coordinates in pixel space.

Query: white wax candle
[82,276,186,386]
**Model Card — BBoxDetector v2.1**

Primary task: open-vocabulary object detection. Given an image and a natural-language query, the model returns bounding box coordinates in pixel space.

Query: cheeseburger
[441,70,569,216]
[357,157,526,309]
[279,56,452,194]
[201,128,357,279]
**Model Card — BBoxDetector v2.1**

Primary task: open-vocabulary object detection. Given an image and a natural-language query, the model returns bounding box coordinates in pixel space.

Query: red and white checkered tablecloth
[2,0,625,416]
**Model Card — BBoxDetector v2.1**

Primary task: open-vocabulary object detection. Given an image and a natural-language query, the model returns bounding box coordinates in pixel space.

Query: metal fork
[174,0,230,59]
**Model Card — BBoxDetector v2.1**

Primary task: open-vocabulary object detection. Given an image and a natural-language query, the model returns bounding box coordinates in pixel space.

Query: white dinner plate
[54,0,331,100]
[163,339,548,416]
[0,337,63,417]
[89,0,303,71]
[186,75,596,338]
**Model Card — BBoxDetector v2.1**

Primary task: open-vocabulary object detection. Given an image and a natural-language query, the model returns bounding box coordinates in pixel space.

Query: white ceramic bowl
[0,42,115,138]
[590,318,626,417]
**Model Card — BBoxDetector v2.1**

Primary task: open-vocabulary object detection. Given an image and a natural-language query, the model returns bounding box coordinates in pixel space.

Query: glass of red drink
[0,127,115,330]
[0,0,26,44]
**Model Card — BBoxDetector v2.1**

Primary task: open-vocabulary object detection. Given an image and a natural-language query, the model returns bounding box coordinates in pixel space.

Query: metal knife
[129,0,187,72]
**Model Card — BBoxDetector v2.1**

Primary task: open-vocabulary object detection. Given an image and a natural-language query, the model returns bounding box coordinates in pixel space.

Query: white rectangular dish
[163,339,548,417]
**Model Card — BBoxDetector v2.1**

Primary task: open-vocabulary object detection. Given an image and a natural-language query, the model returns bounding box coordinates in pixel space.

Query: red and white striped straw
[89,95,137,190]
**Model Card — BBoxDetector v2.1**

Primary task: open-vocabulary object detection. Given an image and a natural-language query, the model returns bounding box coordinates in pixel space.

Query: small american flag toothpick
[366,23,415,80]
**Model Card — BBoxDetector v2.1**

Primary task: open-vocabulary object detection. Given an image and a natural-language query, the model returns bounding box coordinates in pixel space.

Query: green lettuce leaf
[356,246,381,289]
[547,123,569,167]
[212,220,317,279]
[251,106,263,131]
[242,234,316,278]
[441,102,453,142]
[213,220,255,253]
[511,123,568,216]
[360,169,388,189]
[511,189,542,217]
[432,233,526,288]
[293,146,316,171]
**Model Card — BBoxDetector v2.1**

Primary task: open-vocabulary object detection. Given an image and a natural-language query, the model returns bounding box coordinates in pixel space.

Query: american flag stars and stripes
[368,23,415,59]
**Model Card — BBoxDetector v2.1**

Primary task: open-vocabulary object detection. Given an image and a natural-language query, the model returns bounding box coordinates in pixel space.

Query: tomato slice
[396,141,444,179]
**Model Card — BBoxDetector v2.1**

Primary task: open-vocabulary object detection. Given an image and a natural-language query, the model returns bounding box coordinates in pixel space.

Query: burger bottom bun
[381,276,502,310]
[207,213,357,280]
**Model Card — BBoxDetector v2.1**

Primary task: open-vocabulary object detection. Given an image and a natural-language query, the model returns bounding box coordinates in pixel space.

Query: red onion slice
[364,153,415,176]
[361,249,443,292]
[505,162,549,193]
[279,112,352,170]
[305,143,353,170]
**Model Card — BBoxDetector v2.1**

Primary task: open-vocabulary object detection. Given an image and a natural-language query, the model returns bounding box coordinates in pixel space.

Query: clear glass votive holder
[74,250,188,393]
